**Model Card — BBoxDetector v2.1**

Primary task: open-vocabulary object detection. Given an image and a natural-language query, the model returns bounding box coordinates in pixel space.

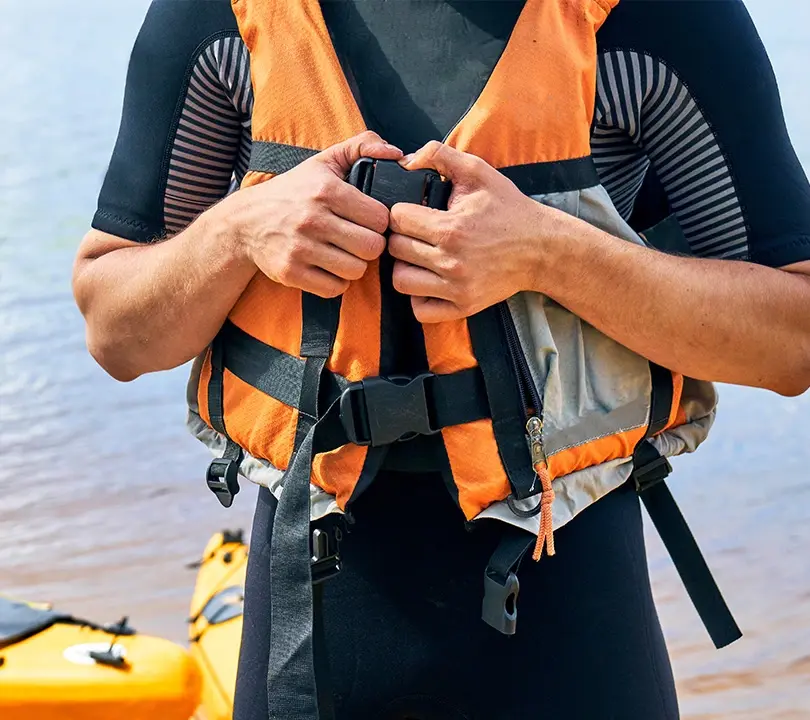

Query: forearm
[73,198,256,381]
[533,211,810,396]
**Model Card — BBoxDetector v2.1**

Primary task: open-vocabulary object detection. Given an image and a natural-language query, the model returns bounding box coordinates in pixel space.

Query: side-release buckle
[482,569,520,636]
[339,373,439,447]
[206,456,242,508]
[348,158,451,210]
[311,526,342,585]
[632,453,672,493]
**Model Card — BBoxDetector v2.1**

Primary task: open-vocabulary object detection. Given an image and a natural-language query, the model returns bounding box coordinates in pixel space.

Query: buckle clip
[348,158,448,209]
[311,527,342,585]
[339,373,439,447]
[206,457,241,508]
[482,569,520,636]
[632,455,672,493]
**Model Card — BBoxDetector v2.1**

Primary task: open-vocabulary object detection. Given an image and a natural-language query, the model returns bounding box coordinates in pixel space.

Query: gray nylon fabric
[266,425,320,720]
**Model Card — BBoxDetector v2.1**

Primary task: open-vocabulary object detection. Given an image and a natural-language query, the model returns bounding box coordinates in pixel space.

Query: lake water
[1,2,808,717]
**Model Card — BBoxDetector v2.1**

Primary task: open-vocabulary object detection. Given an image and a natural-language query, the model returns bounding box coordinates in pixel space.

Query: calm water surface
[1,2,808,717]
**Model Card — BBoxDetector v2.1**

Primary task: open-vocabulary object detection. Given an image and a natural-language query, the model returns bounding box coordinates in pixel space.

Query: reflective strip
[544,398,649,457]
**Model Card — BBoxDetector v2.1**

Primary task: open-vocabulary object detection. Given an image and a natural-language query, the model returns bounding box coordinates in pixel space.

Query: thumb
[399,140,485,186]
[316,130,403,176]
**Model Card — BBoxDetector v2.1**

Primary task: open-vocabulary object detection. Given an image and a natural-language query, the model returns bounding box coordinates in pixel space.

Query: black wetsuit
[94,1,810,718]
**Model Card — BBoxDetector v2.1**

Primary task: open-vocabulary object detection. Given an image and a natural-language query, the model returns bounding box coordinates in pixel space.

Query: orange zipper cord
[532,462,556,561]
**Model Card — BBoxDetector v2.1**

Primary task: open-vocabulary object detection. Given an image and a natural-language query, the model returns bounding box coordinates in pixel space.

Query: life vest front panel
[189,0,708,525]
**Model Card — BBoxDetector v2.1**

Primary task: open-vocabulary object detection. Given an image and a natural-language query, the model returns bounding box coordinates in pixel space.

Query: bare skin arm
[389,142,810,397]
[73,132,401,381]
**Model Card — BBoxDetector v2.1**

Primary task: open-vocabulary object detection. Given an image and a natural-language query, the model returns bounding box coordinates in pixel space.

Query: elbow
[86,331,142,383]
[771,338,810,398]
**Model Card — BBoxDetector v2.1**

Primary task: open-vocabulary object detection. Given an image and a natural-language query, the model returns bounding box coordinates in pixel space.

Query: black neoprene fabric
[235,477,680,720]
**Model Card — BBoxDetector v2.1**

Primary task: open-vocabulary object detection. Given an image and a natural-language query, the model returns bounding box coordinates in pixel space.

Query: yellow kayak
[188,530,247,720]
[0,597,201,720]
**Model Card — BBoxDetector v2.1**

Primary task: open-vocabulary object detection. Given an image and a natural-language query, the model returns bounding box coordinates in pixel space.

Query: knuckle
[424,140,443,156]
[371,205,390,234]
[360,232,385,260]
[276,258,296,285]
[442,255,463,278]
[346,259,368,281]
[311,177,334,204]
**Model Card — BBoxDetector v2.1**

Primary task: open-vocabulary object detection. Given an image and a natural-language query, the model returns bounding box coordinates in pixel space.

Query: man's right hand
[231,131,402,298]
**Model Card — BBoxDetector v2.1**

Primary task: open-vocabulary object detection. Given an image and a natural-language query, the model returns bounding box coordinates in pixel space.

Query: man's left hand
[389,141,551,323]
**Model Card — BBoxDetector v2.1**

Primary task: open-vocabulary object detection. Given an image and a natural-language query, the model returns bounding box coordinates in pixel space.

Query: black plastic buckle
[206,457,241,508]
[348,158,448,210]
[339,373,439,447]
[632,455,673,493]
[311,526,342,585]
[482,569,520,635]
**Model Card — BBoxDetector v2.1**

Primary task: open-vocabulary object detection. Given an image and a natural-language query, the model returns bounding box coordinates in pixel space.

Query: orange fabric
[197,349,213,426]
[232,0,365,150]
[422,319,477,374]
[547,425,648,480]
[443,420,511,520]
[222,369,297,472]
[328,260,382,381]
[664,371,685,431]
[229,275,303,358]
[445,0,617,166]
[313,445,369,509]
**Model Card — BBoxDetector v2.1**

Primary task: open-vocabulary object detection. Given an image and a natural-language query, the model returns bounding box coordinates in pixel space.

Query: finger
[317,130,403,177]
[303,239,370,282]
[327,179,390,235]
[399,140,486,185]
[389,203,445,245]
[411,296,466,324]
[388,232,444,271]
[392,260,453,301]
[319,214,386,262]
[289,265,350,299]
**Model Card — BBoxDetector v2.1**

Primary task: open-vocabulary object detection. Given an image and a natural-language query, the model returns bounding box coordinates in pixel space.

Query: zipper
[498,302,543,420]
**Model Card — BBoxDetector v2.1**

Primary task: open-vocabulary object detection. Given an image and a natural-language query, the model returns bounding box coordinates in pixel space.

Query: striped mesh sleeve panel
[593,50,749,260]
[163,35,252,234]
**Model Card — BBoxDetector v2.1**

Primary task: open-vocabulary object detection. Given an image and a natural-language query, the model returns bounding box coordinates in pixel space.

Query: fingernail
[384,143,402,153]
[400,153,415,166]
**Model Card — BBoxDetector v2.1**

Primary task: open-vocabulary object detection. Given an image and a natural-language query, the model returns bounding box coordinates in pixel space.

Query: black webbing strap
[467,308,536,499]
[249,141,601,197]
[217,318,491,441]
[482,524,535,635]
[266,294,341,720]
[499,155,600,195]
[249,141,319,175]
[266,401,344,720]
[208,334,228,437]
[206,333,244,507]
[634,364,742,649]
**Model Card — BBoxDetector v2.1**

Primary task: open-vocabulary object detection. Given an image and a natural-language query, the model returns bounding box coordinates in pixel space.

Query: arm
[75,135,399,382]
[387,143,810,397]
[73,1,398,381]
[388,1,810,397]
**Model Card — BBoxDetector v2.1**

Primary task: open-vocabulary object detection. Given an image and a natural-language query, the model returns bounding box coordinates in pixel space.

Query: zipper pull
[526,415,555,560]
[526,416,546,467]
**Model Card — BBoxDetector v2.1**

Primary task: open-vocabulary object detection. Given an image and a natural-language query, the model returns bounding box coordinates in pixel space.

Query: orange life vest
[185,1,740,715]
